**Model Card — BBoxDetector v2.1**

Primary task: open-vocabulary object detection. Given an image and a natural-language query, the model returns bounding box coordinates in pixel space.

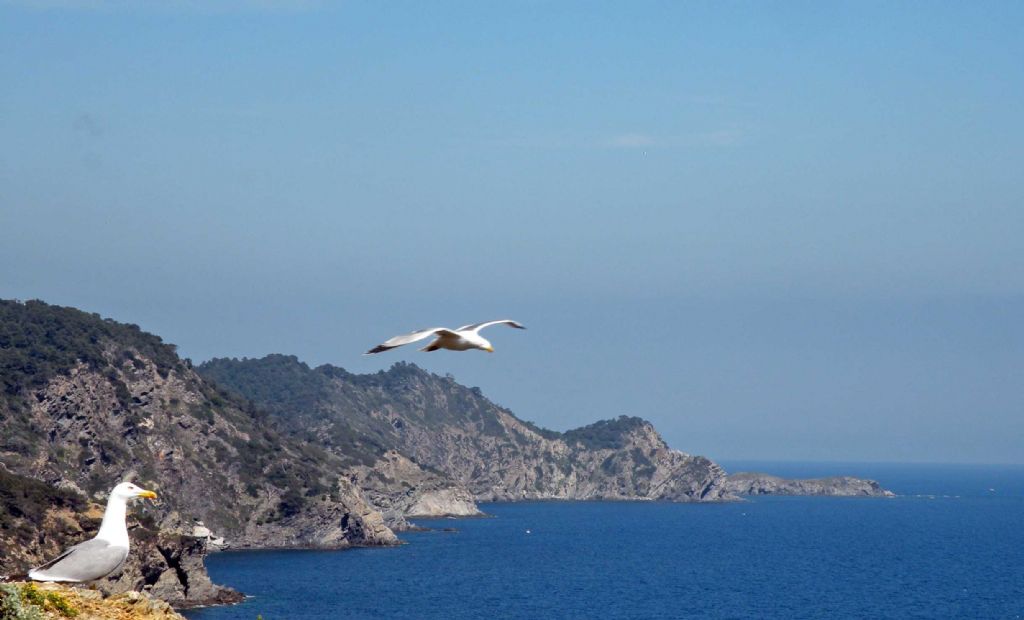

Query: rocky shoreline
[723,472,896,497]
[0,300,895,613]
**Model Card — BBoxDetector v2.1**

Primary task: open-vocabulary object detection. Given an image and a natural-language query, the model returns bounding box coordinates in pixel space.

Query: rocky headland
[0,299,891,610]
[197,355,737,508]
[723,472,895,497]
[0,300,395,607]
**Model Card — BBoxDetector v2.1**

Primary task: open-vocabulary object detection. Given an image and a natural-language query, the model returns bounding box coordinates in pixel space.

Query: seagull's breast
[450,332,489,350]
[437,333,474,350]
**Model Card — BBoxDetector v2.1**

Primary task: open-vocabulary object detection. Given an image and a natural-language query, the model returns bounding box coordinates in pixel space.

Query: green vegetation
[0,299,343,534]
[562,416,650,450]
[630,447,657,478]
[520,419,562,440]
[0,584,41,620]
[198,354,327,423]
[0,583,79,620]
[198,355,386,467]
[197,356,664,497]
[0,299,182,396]
[0,299,184,455]
[197,356,546,466]
[18,585,77,618]
[0,469,86,551]
[42,592,77,618]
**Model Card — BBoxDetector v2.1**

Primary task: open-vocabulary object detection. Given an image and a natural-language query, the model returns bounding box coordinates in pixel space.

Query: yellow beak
[484,346,494,353]
[138,490,158,500]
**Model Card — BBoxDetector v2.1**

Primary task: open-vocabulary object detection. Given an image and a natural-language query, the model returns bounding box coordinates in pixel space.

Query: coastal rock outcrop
[198,356,736,504]
[0,300,396,606]
[354,451,482,528]
[1,298,894,613]
[723,472,895,497]
[0,467,242,607]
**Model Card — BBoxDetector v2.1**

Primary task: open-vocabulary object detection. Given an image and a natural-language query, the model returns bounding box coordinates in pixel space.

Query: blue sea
[185,463,1024,619]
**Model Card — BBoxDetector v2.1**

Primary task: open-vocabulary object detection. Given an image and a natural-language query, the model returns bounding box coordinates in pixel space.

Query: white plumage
[29,482,158,583]
[365,320,526,355]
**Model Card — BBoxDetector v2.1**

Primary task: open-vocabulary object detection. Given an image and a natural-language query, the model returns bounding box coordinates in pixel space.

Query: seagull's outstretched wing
[29,538,129,582]
[365,328,459,355]
[456,319,527,333]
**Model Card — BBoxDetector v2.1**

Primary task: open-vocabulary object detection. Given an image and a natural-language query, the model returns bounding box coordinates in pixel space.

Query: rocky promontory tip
[723,472,895,497]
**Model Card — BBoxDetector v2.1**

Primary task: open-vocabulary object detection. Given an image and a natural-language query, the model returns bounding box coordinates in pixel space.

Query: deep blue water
[185,464,1024,620]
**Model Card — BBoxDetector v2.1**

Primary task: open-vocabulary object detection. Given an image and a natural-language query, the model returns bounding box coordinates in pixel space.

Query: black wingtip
[365,346,390,355]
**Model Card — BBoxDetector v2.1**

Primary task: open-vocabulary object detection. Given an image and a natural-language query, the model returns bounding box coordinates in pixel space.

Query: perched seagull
[365,320,526,355]
[29,482,158,583]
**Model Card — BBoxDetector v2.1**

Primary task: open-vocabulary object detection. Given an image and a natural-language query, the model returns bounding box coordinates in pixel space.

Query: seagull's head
[112,481,159,502]
[479,339,495,353]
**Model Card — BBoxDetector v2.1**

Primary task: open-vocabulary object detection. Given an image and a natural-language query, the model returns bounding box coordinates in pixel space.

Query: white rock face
[191,522,229,550]
[406,489,483,518]
[354,451,484,527]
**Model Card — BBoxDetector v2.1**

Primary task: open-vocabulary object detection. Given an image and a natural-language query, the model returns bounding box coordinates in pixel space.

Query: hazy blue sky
[2,1,1021,464]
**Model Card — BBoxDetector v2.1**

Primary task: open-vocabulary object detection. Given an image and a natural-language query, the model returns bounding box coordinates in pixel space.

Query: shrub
[0,584,41,620]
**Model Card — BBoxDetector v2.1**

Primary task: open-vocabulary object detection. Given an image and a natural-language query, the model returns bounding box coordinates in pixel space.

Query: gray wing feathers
[365,328,456,354]
[29,539,128,582]
[456,320,527,333]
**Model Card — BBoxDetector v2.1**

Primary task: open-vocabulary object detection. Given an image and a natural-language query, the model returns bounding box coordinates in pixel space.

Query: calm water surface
[185,464,1024,620]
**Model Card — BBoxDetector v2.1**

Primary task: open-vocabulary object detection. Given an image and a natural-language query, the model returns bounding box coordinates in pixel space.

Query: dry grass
[2,583,185,620]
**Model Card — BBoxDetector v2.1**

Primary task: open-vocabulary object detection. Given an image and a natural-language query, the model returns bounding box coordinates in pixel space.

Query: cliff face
[387,406,731,502]
[352,451,482,528]
[198,356,735,505]
[0,301,396,605]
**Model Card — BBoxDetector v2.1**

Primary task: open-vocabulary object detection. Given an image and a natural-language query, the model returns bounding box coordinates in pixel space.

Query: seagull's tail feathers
[27,569,58,582]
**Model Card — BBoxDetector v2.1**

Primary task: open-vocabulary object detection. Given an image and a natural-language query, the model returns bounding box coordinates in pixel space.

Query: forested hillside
[0,300,395,604]
[198,355,734,502]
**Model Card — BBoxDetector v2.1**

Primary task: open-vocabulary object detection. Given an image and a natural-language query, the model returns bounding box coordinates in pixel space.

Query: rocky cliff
[0,467,239,607]
[0,300,396,606]
[1,299,892,611]
[351,450,483,528]
[198,356,735,505]
[723,472,894,497]
[200,356,894,507]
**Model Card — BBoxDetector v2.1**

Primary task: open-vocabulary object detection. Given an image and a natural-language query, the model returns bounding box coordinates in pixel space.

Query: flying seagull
[365,320,526,355]
[29,482,158,583]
